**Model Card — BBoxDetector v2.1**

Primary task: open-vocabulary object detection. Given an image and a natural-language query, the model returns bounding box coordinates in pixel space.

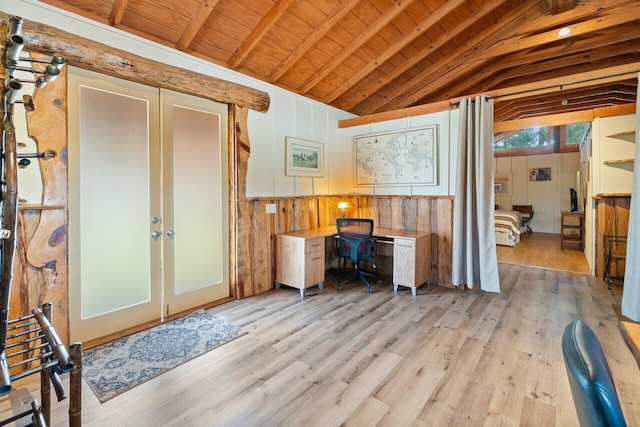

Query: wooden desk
[619,321,640,369]
[275,226,430,297]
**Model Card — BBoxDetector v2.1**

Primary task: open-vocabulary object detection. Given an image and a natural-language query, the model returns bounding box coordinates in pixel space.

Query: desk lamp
[337,201,348,218]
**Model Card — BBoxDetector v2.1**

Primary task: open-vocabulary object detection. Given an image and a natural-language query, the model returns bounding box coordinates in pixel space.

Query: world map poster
[355,125,437,186]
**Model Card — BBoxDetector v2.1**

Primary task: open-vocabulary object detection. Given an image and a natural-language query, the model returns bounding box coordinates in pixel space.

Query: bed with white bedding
[495,209,523,247]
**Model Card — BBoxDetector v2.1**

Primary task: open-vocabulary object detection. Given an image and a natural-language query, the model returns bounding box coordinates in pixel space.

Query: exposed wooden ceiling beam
[418,22,640,106]
[546,0,578,15]
[495,83,636,113]
[479,4,640,60]
[358,2,542,114]
[227,0,295,69]
[449,40,640,102]
[266,0,359,82]
[495,91,636,121]
[515,0,634,36]
[337,0,514,111]
[340,62,640,128]
[176,0,220,51]
[489,26,640,71]
[298,0,416,94]
[3,13,270,113]
[109,0,130,27]
[384,3,640,112]
[320,0,471,104]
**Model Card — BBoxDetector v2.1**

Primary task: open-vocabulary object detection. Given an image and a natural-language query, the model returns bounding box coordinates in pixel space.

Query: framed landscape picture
[285,137,324,177]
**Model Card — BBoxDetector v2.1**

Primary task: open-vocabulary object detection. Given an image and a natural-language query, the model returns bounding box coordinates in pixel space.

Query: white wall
[5,0,354,200]
[591,114,636,195]
[335,110,459,196]
[494,152,581,233]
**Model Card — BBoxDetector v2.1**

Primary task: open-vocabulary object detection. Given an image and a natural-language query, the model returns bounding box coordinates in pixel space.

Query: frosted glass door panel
[172,106,222,292]
[78,88,152,318]
[68,67,161,343]
[162,90,229,314]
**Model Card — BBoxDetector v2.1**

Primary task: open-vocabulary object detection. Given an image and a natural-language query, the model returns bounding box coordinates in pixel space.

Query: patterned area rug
[82,310,245,402]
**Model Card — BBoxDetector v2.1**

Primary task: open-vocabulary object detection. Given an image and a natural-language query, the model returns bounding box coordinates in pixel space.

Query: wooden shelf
[608,130,635,138]
[607,130,636,143]
[607,130,636,138]
[18,204,65,210]
[592,193,631,199]
[561,211,584,251]
[603,158,634,165]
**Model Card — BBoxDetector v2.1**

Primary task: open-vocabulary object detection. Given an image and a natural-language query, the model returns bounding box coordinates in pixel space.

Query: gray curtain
[452,95,500,292]
[621,73,640,321]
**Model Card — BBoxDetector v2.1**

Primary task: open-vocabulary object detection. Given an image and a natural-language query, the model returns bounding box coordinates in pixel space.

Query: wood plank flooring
[2,263,639,426]
[497,232,591,274]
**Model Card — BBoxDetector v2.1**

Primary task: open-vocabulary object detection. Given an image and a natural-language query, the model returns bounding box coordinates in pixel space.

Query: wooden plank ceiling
[41,0,639,122]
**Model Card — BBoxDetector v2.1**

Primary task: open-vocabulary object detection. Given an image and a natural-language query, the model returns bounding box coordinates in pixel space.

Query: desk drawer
[305,249,325,286]
[305,238,324,253]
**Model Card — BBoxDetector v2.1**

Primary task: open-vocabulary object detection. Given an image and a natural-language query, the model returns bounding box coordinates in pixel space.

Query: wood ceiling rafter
[227,0,295,69]
[33,0,639,121]
[546,0,577,14]
[482,42,640,90]
[515,0,635,35]
[491,25,640,71]
[320,0,479,105]
[109,0,129,27]
[495,85,637,121]
[443,38,640,105]
[266,0,360,82]
[360,1,543,114]
[298,0,416,94]
[477,3,640,61]
[379,3,640,112]
[336,0,511,111]
[176,0,220,51]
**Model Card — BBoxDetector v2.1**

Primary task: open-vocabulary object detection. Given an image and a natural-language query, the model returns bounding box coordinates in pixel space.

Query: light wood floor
[497,232,591,274]
[2,263,638,426]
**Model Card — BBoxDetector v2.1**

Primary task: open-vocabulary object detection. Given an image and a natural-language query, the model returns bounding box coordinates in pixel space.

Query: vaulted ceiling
[40,0,639,122]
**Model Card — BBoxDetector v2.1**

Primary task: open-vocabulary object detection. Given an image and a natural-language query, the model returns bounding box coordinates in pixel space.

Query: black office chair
[562,320,627,427]
[335,218,381,293]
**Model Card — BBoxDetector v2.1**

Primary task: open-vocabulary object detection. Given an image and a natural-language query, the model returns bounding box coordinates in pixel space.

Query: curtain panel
[452,95,500,293]
[621,73,640,321]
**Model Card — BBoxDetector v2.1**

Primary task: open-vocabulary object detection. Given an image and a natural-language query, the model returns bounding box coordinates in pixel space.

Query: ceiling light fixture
[558,27,571,38]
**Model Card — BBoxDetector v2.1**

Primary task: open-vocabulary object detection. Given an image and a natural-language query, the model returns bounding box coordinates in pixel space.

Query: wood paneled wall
[233,196,455,298]
[231,105,455,298]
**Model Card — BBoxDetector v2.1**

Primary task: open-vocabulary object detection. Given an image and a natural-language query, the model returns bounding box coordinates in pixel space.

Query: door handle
[151,231,162,239]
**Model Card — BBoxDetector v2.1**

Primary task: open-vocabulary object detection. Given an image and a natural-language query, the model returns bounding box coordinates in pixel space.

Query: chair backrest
[562,320,627,427]
[336,218,375,264]
[512,204,533,216]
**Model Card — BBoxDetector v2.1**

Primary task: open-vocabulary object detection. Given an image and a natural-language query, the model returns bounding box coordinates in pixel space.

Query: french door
[68,68,229,342]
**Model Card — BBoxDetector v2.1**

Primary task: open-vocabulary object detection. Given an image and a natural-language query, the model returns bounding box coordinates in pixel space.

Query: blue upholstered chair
[335,218,380,293]
[562,320,627,427]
